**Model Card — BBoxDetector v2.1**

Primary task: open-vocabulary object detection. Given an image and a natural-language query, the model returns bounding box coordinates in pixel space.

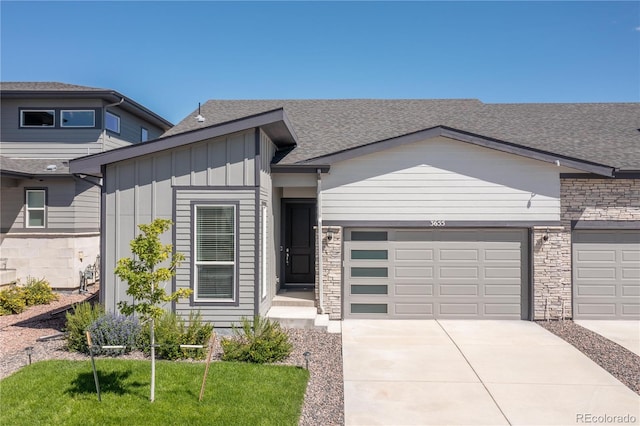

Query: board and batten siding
[174,189,257,327]
[322,136,570,223]
[0,177,99,233]
[103,129,258,320]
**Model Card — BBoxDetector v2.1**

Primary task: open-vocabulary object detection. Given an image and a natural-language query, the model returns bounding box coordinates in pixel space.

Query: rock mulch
[0,296,344,426]
[538,320,640,395]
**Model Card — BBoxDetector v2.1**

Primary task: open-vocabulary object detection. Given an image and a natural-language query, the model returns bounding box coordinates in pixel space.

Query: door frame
[280,198,317,289]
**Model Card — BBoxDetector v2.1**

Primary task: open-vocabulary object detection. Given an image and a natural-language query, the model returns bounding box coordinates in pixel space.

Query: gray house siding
[102,129,259,324]
[0,177,97,233]
[104,103,165,149]
[258,130,277,316]
[174,189,256,327]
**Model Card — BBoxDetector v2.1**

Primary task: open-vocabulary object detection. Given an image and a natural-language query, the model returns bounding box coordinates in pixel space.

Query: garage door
[573,230,640,319]
[344,229,528,319]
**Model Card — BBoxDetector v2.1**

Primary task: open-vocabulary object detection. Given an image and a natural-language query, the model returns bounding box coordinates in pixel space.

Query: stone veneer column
[531,178,640,320]
[315,226,342,319]
[532,227,571,320]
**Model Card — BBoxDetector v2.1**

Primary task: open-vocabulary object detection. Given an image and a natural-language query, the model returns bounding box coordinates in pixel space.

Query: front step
[271,290,315,307]
[267,306,319,329]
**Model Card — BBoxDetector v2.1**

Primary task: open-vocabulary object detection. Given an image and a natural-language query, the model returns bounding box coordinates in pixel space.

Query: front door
[283,201,316,287]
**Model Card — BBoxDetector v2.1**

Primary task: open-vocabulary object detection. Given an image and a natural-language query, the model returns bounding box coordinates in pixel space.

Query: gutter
[316,168,325,314]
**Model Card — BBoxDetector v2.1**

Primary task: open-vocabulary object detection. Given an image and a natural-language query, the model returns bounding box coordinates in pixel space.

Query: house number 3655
[430,220,446,227]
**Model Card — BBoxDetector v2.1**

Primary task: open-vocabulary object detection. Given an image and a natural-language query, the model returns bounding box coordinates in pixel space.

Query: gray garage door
[344,229,528,319]
[573,230,640,319]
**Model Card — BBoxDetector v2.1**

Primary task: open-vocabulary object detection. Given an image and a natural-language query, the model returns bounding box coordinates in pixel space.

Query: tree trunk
[150,317,156,402]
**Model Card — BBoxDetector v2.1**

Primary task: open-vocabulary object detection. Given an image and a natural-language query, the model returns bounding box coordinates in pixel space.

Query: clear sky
[1,1,638,124]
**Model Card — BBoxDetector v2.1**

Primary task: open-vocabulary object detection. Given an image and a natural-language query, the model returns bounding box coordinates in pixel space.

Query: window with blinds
[194,205,235,301]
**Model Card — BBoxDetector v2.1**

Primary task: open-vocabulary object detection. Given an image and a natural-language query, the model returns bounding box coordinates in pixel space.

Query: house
[70,100,640,325]
[0,82,172,290]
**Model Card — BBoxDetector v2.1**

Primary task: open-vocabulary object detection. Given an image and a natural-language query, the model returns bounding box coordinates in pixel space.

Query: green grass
[0,359,309,426]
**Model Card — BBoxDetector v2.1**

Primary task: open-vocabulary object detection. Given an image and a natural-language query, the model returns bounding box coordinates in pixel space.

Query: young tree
[114,219,191,402]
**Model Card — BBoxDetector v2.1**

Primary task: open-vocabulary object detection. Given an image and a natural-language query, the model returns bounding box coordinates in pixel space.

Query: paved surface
[343,320,640,425]
[575,320,640,356]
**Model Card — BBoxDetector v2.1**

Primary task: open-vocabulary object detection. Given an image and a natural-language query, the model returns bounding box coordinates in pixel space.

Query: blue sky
[1,1,638,124]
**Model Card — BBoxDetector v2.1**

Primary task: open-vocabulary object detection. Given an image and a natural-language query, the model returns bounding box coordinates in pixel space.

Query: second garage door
[344,229,528,319]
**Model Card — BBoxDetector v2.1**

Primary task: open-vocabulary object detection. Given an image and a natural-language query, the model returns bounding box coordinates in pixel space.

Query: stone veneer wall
[0,233,100,291]
[532,178,640,320]
[315,226,342,319]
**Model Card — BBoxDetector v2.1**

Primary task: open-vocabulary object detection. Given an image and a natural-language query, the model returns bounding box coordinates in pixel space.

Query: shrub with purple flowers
[87,312,141,356]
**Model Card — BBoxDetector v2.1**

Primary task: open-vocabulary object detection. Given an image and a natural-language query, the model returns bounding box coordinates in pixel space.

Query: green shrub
[139,311,214,360]
[64,302,105,353]
[221,316,292,364]
[87,312,141,356]
[0,285,26,315]
[23,277,58,306]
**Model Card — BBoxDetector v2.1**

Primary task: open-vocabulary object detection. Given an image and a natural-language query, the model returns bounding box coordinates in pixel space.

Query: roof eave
[299,126,615,177]
[1,89,173,130]
[70,108,297,175]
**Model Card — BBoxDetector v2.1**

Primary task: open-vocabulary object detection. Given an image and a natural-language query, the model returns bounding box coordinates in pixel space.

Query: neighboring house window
[105,111,120,133]
[21,110,54,127]
[194,205,236,301]
[61,110,95,127]
[141,127,149,142]
[25,189,46,228]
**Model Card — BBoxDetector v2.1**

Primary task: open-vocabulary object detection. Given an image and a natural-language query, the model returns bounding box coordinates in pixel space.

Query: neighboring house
[70,100,640,325]
[0,82,172,290]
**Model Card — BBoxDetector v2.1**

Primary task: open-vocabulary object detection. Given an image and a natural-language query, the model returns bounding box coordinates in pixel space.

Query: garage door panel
[395,303,432,316]
[623,285,640,296]
[573,230,640,319]
[395,284,433,296]
[345,228,528,319]
[395,249,433,260]
[395,266,433,278]
[485,284,521,296]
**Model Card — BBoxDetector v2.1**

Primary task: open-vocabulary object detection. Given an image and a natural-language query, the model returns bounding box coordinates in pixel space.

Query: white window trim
[105,111,121,134]
[60,109,96,128]
[261,204,268,300]
[194,204,236,303]
[20,110,55,127]
[25,189,46,228]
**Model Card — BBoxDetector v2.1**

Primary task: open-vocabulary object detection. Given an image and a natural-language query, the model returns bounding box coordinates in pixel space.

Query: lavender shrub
[87,313,141,356]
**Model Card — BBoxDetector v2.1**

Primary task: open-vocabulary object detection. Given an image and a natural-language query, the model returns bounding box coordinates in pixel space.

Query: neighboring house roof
[0,81,173,130]
[163,100,640,171]
[0,156,70,178]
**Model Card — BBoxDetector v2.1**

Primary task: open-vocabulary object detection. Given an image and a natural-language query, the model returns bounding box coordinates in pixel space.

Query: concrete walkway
[575,320,640,356]
[343,320,640,425]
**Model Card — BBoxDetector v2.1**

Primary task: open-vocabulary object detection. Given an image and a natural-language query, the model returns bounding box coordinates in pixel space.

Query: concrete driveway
[574,320,640,356]
[343,320,640,425]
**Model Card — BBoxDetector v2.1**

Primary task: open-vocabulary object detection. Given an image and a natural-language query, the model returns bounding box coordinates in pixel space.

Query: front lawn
[0,359,309,425]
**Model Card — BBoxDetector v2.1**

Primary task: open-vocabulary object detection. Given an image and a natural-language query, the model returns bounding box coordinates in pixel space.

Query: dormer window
[21,110,54,127]
[61,110,95,127]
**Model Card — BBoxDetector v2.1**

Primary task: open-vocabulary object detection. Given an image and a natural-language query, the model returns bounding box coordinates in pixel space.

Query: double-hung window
[194,205,236,301]
[25,189,46,228]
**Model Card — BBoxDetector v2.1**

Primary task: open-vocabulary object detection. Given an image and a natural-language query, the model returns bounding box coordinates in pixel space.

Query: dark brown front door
[283,201,316,286]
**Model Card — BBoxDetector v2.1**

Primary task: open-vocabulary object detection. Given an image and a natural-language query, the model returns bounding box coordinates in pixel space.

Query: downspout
[316,168,325,314]
[102,97,124,152]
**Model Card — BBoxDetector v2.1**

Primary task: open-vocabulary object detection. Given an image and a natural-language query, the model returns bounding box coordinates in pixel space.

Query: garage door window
[351,267,388,278]
[351,285,388,295]
[351,231,387,241]
[351,303,388,314]
[351,250,388,260]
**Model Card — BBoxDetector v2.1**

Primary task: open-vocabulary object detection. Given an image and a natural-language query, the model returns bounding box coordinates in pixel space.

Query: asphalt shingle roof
[163,100,640,170]
[0,156,70,176]
[0,82,108,92]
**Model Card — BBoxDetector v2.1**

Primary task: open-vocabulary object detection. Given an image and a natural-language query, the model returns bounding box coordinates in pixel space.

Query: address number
[430,220,446,227]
